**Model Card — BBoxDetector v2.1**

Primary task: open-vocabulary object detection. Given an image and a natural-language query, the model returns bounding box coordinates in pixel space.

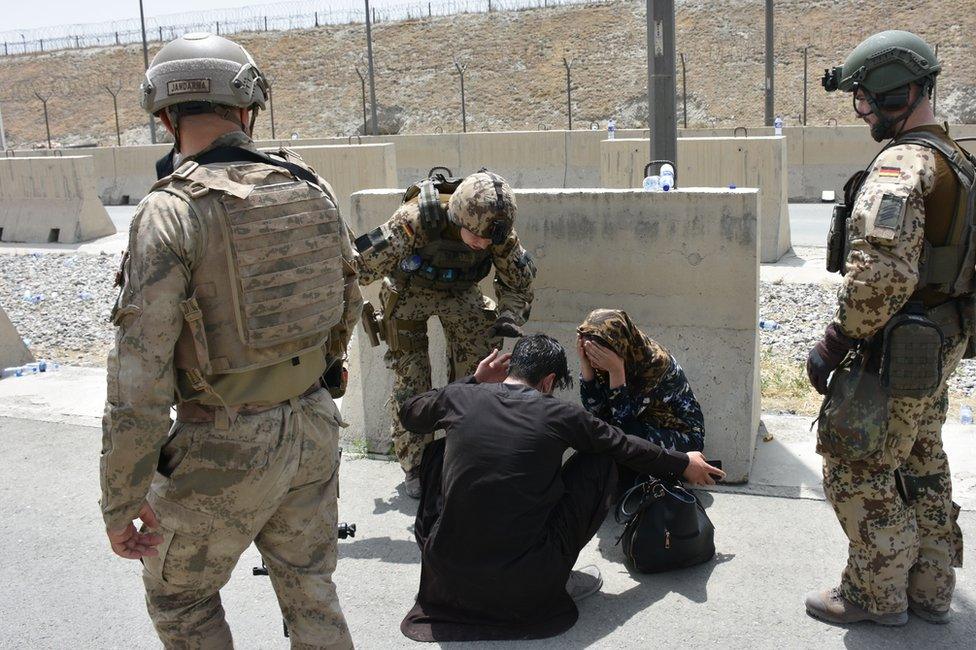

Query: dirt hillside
[1,0,973,147]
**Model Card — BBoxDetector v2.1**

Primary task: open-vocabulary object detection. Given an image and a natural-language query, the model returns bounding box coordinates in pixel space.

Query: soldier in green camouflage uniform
[355,171,535,496]
[100,33,360,648]
[806,31,970,627]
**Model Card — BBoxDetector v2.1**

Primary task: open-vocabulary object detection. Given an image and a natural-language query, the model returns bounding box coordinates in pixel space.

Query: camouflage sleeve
[100,192,199,531]
[491,229,536,325]
[352,202,429,285]
[834,144,936,339]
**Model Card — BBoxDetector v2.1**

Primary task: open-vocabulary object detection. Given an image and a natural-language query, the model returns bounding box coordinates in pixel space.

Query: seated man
[399,334,723,642]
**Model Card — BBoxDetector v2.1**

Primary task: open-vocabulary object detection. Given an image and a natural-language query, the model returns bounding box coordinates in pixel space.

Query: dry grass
[1,0,974,147]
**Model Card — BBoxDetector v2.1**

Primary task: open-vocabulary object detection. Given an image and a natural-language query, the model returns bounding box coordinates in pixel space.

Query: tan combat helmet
[447,171,517,245]
[140,32,269,133]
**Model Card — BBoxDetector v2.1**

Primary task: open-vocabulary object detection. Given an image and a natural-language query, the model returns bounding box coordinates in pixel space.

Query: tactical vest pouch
[880,313,944,398]
[816,352,889,461]
[826,204,850,274]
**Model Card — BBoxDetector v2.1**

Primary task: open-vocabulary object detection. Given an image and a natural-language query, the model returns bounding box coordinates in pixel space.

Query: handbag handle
[615,479,695,524]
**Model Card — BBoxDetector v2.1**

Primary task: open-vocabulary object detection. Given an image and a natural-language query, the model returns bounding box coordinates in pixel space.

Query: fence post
[3,43,6,56]
[265,16,268,31]
[453,56,468,133]
[680,52,688,128]
[39,39,44,52]
[563,57,573,130]
[105,84,123,146]
[216,22,221,35]
[268,88,277,139]
[34,92,52,148]
[429,3,432,17]
[355,67,368,136]
[75,36,80,49]
[115,32,120,45]
[315,12,319,27]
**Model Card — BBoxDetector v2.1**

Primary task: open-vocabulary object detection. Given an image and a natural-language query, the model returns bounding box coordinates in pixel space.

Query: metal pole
[563,57,573,130]
[646,0,677,166]
[268,88,277,139]
[0,102,7,150]
[680,52,687,129]
[139,0,157,144]
[356,67,368,135]
[764,0,774,126]
[802,45,809,126]
[364,0,379,136]
[35,92,51,148]
[106,85,123,146]
[454,58,467,133]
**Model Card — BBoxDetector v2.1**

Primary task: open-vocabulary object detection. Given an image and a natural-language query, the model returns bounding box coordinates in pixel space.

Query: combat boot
[805,588,908,626]
[404,467,422,499]
[908,598,951,624]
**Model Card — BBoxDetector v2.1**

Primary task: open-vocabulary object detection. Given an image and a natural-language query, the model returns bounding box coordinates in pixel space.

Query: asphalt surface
[0,408,974,649]
[788,203,833,248]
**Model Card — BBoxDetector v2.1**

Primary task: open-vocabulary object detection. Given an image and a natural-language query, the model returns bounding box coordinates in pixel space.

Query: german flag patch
[878,166,902,180]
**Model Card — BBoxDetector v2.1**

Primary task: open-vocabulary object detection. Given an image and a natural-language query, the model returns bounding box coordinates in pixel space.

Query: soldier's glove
[488,316,524,339]
[806,323,856,395]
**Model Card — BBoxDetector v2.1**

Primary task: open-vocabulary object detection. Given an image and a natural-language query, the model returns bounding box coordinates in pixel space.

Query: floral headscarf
[576,308,671,393]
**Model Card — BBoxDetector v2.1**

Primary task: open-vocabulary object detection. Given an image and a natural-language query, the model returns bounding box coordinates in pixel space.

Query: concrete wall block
[600,137,790,263]
[342,188,761,482]
[287,144,398,218]
[0,304,34,368]
[0,156,116,243]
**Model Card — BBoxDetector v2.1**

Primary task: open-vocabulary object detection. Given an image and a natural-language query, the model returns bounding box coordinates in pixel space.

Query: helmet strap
[857,81,929,142]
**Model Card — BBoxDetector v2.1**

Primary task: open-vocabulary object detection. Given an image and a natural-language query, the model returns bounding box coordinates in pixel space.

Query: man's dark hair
[508,333,573,390]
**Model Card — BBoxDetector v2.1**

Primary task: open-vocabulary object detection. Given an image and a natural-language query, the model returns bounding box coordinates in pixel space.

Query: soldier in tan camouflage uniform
[100,33,360,648]
[806,31,971,627]
[355,171,535,496]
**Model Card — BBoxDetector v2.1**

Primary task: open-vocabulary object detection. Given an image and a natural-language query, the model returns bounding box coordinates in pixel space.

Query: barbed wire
[0,0,605,56]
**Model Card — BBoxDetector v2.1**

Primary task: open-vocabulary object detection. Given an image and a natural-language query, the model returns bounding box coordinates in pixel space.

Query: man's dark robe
[399,377,689,642]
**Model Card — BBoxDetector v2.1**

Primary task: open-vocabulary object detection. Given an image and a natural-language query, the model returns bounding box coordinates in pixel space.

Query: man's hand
[474,348,512,383]
[682,452,725,486]
[576,336,595,382]
[107,502,163,560]
[806,323,856,395]
[488,316,524,339]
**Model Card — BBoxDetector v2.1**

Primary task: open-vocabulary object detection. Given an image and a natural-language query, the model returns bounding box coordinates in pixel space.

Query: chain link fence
[0,0,604,57]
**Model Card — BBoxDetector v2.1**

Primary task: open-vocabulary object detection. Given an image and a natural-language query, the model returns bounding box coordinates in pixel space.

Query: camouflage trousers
[142,388,353,649]
[822,334,967,615]
[382,282,501,472]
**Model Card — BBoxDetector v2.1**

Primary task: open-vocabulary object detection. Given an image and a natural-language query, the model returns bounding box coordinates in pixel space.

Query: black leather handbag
[615,478,715,573]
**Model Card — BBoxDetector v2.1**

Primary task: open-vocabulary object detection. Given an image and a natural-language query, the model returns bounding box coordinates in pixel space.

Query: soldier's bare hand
[107,502,163,560]
[474,348,512,384]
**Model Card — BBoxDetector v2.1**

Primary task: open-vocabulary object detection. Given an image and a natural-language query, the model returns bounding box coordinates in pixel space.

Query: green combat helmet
[140,32,269,145]
[823,30,940,141]
[447,171,517,245]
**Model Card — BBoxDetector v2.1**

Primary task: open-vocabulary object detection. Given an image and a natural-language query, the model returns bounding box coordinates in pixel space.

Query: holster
[826,203,850,274]
[361,301,384,348]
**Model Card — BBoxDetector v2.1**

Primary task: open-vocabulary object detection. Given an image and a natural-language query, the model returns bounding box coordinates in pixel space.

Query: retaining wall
[0,305,33,368]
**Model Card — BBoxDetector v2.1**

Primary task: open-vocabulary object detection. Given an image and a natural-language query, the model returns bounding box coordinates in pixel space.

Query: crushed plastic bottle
[607,118,616,141]
[642,175,661,192]
[759,319,781,331]
[78,291,94,301]
[22,291,44,304]
[961,405,973,425]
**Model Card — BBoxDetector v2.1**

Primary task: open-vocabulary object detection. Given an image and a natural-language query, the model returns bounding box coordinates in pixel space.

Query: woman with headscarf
[576,308,705,454]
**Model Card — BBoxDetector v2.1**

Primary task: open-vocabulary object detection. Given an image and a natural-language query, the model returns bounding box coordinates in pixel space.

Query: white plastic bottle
[607,118,616,141]
[642,175,661,192]
[774,115,784,136]
[659,163,675,191]
[961,405,973,425]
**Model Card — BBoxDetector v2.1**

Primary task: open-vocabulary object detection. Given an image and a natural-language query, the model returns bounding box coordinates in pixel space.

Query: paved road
[789,203,833,248]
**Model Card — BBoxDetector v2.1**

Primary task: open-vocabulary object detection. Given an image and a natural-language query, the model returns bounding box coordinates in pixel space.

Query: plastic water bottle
[774,116,784,136]
[1,367,21,379]
[607,119,616,141]
[660,163,675,191]
[78,291,94,301]
[759,319,781,331]
[642,175,661,192]
[961,405,973,425]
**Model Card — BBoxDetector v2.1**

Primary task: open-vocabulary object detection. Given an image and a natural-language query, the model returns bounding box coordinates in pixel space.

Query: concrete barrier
[0,305,33,368]
[284,144,397,218]
[342,187,762,483]
[0,156,116,243]
[601,137,790,263]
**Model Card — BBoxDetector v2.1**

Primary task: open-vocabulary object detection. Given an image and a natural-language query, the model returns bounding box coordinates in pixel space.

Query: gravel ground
[2,251,975,396]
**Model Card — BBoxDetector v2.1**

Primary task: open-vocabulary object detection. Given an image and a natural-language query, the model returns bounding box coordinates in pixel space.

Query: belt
[176,380,323,423]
